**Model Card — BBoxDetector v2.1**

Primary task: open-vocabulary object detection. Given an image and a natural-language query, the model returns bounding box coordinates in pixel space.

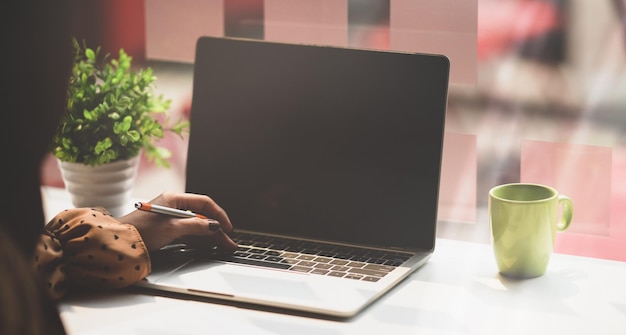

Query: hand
[118,192,238,253]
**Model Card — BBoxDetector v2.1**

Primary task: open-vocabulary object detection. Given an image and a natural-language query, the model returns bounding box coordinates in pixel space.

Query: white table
[42,187,626,335]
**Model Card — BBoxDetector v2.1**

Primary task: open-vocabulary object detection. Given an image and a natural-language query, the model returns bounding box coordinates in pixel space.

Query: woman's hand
[118,192,238,253]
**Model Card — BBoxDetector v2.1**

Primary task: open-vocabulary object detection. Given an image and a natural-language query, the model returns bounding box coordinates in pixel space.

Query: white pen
[134,202,221,231]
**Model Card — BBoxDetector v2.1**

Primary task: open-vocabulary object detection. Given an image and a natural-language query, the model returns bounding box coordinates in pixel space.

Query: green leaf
[85,48,95,60]
[94,138,113,154]
[83,109,94,121]
[127,130,140,142]
[115,116,132,133]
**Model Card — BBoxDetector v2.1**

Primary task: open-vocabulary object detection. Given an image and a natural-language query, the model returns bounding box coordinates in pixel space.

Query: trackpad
[220,271,319,301]
[154,260,323,303]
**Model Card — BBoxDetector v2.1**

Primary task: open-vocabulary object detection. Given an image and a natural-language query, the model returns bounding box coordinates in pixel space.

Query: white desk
[42,187,626,335]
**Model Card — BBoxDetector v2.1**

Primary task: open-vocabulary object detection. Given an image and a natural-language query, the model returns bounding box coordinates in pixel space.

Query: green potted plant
[50,38,189,216]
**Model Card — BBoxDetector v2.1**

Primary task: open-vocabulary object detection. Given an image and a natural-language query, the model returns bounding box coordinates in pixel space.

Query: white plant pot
[57,156,140,217]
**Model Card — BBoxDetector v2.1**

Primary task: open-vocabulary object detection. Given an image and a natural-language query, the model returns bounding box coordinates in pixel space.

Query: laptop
[135,36,450,318]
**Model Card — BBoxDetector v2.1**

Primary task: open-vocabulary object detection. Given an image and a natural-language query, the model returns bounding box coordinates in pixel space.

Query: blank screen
[186,36,449,251]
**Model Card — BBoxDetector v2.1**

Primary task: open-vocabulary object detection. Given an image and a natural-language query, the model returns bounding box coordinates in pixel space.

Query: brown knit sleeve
[33,207,151,300]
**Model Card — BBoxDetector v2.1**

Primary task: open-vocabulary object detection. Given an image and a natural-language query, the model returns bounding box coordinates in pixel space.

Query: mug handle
[557,195,574,231]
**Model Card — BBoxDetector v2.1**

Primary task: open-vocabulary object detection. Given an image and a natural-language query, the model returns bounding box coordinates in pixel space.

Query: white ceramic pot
[57,156,140,217]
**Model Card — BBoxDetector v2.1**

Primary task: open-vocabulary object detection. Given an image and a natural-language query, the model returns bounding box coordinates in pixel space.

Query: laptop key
[362,276,381,282]
[224,256,291,270]
[281,252,299,259]
[314,263,333,270]
[296,255,316,261]
[368,258,386,264]
[297,261,317,267]
[317,251,337,258]
[348,268,387,278]
[313,257,332,263]
[327,271,346,278]
[363,264,395,272]
[248,254,267,260]
[269,243,288,250]
[290,266,312,273]
[352,257,370,262]
[310,269,330,275]
[281,259,299,265]
[265,256,283,263]
[347,261,367,268]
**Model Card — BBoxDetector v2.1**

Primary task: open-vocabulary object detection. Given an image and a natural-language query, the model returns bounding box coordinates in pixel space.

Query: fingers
[208,221,221,232]
[212,230,239,252]
[150,192,234,232]
[174,217,238,252]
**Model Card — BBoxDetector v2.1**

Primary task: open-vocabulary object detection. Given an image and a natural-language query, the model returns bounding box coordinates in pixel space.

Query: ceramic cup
[488,183,574,278]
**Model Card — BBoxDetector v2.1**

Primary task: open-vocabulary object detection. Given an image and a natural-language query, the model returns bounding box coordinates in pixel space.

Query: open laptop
[136,36,449,318]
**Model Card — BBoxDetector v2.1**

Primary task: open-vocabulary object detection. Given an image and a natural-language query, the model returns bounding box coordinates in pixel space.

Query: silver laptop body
[136,36,450,318]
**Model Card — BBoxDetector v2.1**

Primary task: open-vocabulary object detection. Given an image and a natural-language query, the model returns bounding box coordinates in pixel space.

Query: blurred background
[40,0,626,261]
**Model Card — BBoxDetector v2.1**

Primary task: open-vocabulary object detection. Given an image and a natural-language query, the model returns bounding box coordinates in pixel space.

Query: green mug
[488,183,574,278]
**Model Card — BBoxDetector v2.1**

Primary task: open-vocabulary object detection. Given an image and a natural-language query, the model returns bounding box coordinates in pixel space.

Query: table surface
[42,187,626,335]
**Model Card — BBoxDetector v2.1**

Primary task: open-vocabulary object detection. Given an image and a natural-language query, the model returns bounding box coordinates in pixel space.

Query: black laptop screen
[186,37,449,251]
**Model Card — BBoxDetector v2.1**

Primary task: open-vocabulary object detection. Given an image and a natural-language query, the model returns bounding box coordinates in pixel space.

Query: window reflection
[442,0,626,261]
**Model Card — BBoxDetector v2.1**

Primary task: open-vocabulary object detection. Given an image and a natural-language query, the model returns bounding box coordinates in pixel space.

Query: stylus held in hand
[134,202,221,231]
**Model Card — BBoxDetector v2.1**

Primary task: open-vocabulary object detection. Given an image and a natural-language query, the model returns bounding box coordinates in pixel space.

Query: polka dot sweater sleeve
[33,207,151,300]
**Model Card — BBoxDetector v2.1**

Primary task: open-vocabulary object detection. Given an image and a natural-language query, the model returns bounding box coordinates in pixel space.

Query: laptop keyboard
[217,231,413,282]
